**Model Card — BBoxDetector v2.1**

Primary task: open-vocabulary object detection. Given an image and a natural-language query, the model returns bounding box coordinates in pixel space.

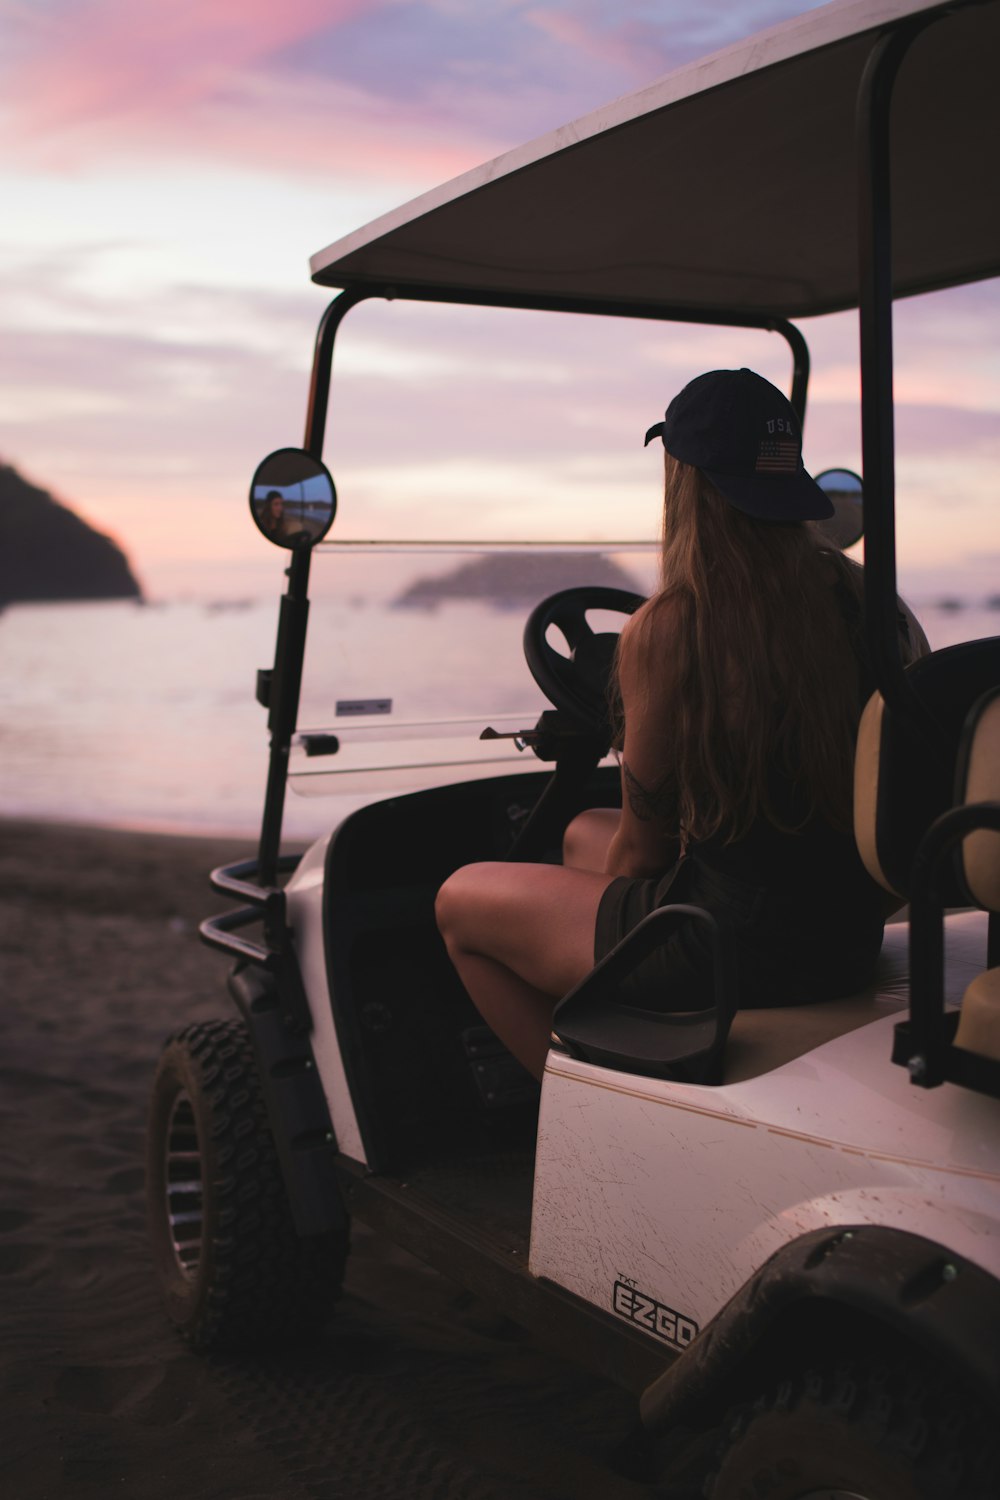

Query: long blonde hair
[619,456,866,842]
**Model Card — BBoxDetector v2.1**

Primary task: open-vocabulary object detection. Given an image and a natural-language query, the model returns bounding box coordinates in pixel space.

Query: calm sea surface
[0,584,567,840]
[2,576,997,844]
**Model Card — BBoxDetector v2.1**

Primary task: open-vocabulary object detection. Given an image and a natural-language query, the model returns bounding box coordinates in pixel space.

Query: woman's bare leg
[562,808,620,871]
[436,861,613,1080]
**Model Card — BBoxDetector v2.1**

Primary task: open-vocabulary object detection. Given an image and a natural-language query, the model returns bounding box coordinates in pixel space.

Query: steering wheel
[523,586,645,727]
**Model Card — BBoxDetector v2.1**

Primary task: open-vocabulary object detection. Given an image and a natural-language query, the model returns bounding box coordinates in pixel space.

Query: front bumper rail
[208,852,301,911]
[200,852,303,970]
[199,905,283,970]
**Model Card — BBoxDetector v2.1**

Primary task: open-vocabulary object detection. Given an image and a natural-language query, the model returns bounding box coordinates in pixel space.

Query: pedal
[462,1025,538,1108]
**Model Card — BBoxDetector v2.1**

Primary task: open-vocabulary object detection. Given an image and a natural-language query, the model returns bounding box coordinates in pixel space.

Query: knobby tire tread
[705,1357,1000,1500]
[151,1018,347,1351]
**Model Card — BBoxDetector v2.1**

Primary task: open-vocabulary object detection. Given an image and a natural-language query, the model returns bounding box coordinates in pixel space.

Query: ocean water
[2,568,998,845]
[0,569,594,841]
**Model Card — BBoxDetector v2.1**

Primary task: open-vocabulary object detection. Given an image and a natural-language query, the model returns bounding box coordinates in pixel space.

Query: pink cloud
[1,0,501,184]
[184,72,497,185]
[4,71,498,186]
[4,0,381,138]
[523,7,673,78]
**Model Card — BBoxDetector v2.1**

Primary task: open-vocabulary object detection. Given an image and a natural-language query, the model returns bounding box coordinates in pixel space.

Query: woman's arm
[604,602,682,879]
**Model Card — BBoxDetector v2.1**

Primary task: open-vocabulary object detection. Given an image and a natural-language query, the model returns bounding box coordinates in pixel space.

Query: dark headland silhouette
[0,461,142,607]
[393,550,642,610]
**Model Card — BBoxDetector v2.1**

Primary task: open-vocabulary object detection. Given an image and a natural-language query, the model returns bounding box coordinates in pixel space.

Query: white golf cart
[147,0,1000,1492]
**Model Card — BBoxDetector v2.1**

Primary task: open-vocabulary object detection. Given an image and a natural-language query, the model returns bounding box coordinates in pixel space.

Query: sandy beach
[1,817,663,1500]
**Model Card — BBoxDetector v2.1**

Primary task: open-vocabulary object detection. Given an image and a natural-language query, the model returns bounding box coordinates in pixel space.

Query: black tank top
[682,574,894,1005]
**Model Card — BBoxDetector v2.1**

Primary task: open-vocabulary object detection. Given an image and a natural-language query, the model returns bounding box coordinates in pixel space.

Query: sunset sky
[2,0,998,601]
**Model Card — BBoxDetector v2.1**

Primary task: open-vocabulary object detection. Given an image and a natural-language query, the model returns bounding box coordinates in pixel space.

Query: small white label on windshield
[336,698,393,717]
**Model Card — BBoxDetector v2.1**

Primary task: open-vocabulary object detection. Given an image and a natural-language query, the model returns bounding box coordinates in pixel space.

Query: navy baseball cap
[644,368,834,522]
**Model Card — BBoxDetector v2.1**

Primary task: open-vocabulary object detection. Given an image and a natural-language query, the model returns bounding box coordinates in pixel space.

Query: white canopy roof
[310,0,999,320]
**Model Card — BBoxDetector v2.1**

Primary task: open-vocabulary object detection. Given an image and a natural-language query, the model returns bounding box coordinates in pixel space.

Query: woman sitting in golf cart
[436,368,926,1081]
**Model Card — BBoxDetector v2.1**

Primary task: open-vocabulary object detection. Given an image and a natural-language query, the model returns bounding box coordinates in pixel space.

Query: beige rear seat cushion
[854,691,901,898]
[955,968,1000,1062]
[962,692,1000,911]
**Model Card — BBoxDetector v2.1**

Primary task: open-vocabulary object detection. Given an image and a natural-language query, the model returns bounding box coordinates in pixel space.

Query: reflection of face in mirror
[260,490,288,539]
[249,449,336,550]
[812,468,863,551]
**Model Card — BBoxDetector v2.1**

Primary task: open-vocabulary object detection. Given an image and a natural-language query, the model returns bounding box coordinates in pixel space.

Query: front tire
[706,1360,998,1500]
[146,1019,348,1350]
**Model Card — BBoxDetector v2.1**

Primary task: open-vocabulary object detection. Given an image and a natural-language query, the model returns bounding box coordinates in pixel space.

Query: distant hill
[0,463,142,606]
[393,550,643,610]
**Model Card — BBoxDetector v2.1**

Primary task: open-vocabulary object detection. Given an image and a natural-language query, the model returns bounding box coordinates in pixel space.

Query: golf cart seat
[722,909,986,1083]
[554,640,1000,1087]
[855,637,1000,904]
[726,653,1000,1080]
[857,641,1000,1095]
[951,686,1000,1061]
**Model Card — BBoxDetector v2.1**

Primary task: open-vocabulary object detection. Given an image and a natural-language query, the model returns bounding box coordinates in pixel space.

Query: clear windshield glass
[291,541,658,798]
[288,302,793,804]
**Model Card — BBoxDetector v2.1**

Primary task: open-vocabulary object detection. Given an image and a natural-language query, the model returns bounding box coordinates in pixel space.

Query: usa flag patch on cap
[755,439,798,474]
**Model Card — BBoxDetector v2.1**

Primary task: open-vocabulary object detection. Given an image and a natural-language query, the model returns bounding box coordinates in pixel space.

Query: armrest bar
[901,800,1000,1089]
[553,902,736,1081]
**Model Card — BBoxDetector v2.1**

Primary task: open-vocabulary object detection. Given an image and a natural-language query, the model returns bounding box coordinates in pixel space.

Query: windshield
[291,542,658,800]
[290,304,789,803]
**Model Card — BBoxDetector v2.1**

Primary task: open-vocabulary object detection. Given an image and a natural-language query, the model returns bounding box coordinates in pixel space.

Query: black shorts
[595,854,884,1010]
[593,856,764,1011]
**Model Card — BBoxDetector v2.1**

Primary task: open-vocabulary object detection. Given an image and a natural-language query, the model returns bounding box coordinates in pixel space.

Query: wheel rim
[164,1091,204,1277]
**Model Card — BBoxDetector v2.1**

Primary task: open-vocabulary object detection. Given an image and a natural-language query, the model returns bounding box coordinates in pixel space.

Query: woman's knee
[434,868,465,946]
[434,862,502,949]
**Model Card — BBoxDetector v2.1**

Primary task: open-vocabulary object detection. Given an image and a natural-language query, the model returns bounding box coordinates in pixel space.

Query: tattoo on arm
[622,759,676,823]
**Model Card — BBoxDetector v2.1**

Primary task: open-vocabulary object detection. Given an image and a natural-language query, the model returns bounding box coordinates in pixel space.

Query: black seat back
[855,638,1000,902]
[956,684,1000,913]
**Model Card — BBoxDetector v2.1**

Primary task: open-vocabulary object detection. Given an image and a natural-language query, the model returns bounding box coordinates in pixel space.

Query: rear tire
[706,1360,999,1500]
[146,1018,348,1350]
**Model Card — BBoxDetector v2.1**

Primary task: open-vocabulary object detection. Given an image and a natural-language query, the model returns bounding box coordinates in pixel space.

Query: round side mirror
[813,468,863,551]
[250,449,336,550]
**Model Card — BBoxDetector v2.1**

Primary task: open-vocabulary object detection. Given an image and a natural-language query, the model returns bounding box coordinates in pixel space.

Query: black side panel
[322,769,618,1171]
[336,1156,669,1394]
[877,639,1000,898]
[228,963,347,1237]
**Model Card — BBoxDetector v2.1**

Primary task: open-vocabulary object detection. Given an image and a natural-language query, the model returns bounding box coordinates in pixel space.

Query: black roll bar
[304,283,811,458]
[303,286,373,464]
[856,12,944,737]
[254,285,810,879]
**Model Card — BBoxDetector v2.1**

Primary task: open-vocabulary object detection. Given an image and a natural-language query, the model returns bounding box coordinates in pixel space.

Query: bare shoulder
[617,590,685,699]
[620,590,684,655]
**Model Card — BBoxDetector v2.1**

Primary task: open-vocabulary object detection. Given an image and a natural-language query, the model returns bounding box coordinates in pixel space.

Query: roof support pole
[783,321,810,431]
[255,288,373,886]
[301,282,810,461]
[303,287,373,463]
[856,17,937,720]
[256,545,310,888]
